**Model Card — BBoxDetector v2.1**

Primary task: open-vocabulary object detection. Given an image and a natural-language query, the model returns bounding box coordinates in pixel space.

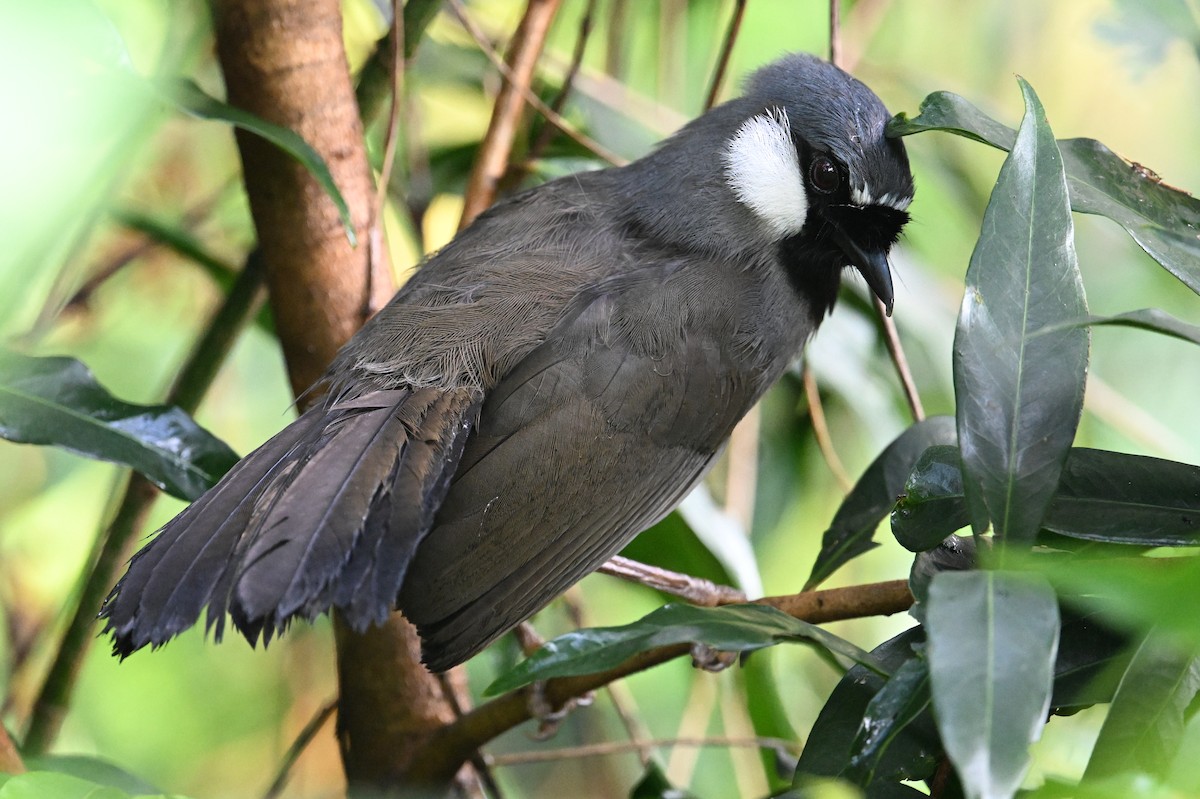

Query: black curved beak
[829,224,895,316]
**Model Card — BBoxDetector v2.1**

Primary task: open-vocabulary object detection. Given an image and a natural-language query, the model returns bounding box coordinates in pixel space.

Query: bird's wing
[102,386,480,655]
[399,275,761,671]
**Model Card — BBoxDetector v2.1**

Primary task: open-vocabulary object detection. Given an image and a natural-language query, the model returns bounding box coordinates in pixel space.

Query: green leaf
[1039,309,1200,348]
[848,656,932,784]
[1084,633,1200,781]
[0,352,238,500]
[795,628,941,789]
[806,416,958,588]
[0,770,177,799]
[1051,610,1130,713]
[953,79,1088,544]
[169,79,357,246]
[888,92,1200,295]
[891,445,972,552]
[22,756,161,796]
[927,571,1060,799]
[892,447,1200,549]
[629,760,697,799]
[485,604,884,696]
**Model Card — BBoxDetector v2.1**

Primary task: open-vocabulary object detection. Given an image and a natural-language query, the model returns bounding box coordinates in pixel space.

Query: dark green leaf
[0,352,238,500]
[848,657,932,784]
[795,628,941,788]
[893,447,1200,549]
[1051,610,1131,713]
[891,445,971,552]
[889,92,1200,295]
[927,571,1060,799]
[485,604,884,696]
[1040,308,1200,348]
[403,0,443,58]
[806,416,958,588]
[953,79,1088,543]
[1084,633,1200,781]
[1042,449,1200,546]
[169,79,356,246]
[629,761,697,799]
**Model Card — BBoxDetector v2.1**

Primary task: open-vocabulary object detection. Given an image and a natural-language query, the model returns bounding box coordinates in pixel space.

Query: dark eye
[809,155,841,194]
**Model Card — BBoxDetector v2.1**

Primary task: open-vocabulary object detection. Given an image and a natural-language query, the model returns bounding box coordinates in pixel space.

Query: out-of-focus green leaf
[169,79,356,246]
[485,604,884,696]
[1040,308,1200,347]
[891,445,971,552]
[806,416,958,589]
[888,92,1200,295]
[21,756,161,796]
[895,447,1200,549]
[795,628,941,790]
[848,656,931,784]
[0,352,238,500]
[952,79,1088,543]
[0,769,186,799]
[1084,633,1200,782]
[629,760,697,799]
[1051,610,1131,713]
[927,571,1060,799]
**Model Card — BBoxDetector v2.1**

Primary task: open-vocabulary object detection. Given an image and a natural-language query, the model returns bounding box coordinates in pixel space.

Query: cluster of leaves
[475,82,1200,798]
[2,4,1199,799]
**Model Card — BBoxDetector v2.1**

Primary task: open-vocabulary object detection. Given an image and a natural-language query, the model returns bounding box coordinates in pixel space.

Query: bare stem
[803,368,853,493]
[262,700,337,799]
[600,556,747,606]
[703,0,747,109]
[488,735,799,766]
[876,297,926,423]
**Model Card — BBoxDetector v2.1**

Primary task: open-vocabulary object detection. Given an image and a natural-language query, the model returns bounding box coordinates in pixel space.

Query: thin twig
[525,0,596,164]
[488,735,798,766]
[876,297,925,422]
[456,0,563,229]
[599,556,747,606]
[803,368,853,493]
[724,406,760,534]
[368,0,405,318]
[23,254,268,755]
[448,0,625,177]
[0,724,24,774]
[403,579,913,784]
[829,0,841,66]
[703,0,747,109]
[262,700,337,799]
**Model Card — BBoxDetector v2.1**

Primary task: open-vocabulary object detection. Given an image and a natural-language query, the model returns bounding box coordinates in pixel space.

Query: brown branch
[448,0,625,172]
[263,700,337,799]
[803,368,853,493]
[829,0,842,66]
[876,297,926,423]
[524,0,596,164]
[0,724,24,775]
[703,0,747,109]
[488,735,799,766]
[600,556,747,606]
[403,579,914,786]
[457,0,564,230]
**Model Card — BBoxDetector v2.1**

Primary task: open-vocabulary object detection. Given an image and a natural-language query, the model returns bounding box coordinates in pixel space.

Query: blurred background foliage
[0,0,1198,797]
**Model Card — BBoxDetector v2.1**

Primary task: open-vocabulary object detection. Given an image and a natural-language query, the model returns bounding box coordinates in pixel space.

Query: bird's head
[724,54,913,314]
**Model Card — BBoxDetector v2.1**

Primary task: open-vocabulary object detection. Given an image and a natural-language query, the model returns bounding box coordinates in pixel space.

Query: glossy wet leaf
[0,352,238,500]
[806,416,958,588]
[485,603,883,696]
[952,79,1088,543]
[895,447,1200,548]
[891,445,972,552]
[795,629,942,790]
[1083,632,1200,781]
[170,79,356,245]
[927,571,1060,799]
[889,91,1200,295]
[848,656,932,784]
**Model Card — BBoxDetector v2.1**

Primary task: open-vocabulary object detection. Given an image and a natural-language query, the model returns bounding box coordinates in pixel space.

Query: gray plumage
[103,53,913,671]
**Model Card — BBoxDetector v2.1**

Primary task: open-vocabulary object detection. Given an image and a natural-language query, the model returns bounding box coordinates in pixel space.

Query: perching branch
[402,579,914,786]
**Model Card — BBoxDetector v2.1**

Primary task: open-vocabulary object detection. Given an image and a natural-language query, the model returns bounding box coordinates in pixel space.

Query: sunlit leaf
[952,79,1088,543]
[485,604,884,696]
[169,79,356,246]
[806,416,958,588]
[1083,632,1200,782]
[927,571,1060,799]
[0,352,238,500]
[888,92,1200,295]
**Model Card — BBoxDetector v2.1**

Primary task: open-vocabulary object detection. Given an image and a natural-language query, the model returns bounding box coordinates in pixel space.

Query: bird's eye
[808,155,841,194]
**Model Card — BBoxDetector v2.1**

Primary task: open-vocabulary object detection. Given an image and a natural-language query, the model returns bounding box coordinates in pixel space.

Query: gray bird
[102,53,914,672]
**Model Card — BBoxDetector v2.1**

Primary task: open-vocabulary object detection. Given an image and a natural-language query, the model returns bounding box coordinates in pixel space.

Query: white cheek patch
[722,108,809,237]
